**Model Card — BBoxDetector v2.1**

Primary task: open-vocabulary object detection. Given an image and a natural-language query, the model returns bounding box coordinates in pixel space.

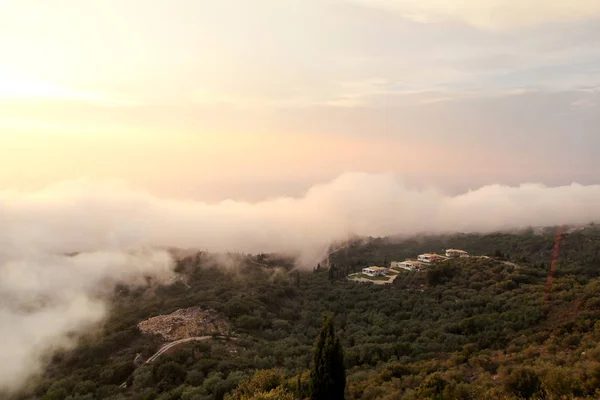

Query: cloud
[355,0,600,29]
[3,174,600,262]
[0,227,175,393]
[2,173,600,393]
[3,0,599,112]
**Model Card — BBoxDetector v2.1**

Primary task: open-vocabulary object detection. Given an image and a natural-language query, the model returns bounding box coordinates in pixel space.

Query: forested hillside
[16,224,600,400]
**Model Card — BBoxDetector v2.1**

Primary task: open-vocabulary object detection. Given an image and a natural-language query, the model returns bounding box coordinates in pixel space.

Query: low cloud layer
[2,172,600,393]
[0,250,174,394]
[3,173,600,262]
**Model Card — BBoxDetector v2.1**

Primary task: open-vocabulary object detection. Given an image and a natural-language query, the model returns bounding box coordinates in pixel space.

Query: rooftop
[366,266,387,271]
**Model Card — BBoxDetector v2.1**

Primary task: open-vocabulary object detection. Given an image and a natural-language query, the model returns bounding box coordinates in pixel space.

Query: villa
[362,266,388,277]
[417,253,442,263]
[445,249,469,258]
[390,260,426,271]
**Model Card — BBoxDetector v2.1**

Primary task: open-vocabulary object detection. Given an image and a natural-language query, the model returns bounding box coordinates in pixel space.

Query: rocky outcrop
[137,307,229,341]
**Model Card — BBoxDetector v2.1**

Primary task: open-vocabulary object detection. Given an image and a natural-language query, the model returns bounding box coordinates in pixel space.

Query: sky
[1,0,600,201]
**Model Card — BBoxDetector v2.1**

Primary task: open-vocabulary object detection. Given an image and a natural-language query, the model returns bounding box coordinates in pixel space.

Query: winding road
[146,336,216,363]
[120,335,228,388]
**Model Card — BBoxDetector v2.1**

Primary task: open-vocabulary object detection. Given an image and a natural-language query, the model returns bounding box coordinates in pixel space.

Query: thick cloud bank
[1,172,600,392]
[2,173,599,260]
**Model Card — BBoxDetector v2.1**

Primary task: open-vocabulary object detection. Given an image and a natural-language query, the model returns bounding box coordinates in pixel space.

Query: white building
[445,249,469,258]
[391,260,425,271]
[417,253,441,263]
[362,266,388,276]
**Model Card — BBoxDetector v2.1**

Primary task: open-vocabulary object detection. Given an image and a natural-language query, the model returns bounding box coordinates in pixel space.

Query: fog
[0,250,174,394]
[2,172,600,393]
[4,173,599,261]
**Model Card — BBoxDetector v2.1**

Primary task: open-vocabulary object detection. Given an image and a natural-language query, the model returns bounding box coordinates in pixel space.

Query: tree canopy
[13,225,600,400]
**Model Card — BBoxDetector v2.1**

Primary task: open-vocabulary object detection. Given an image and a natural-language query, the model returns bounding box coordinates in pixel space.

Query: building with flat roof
[417,253,443,263]
[445,249,469,258]
[391,260,426,271]
[362,266,388,276]
[417,253,438,263]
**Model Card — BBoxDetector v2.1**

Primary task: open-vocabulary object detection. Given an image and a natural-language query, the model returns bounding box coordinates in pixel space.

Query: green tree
[226,369,286,400]
[310,314,346,400]
[504,367,542,399]
[235,387,294,400]
[297,374,303,398]
[416,373,448,400]
[43,387,69,400]
[155,361,186,391]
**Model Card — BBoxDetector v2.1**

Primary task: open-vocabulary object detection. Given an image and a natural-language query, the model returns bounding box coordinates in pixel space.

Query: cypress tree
[297,374,303,398]
[328,264,335,282]
[310,314,346,400]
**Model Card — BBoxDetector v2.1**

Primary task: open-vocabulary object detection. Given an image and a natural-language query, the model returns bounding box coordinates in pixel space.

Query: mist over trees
[7,225,600,400]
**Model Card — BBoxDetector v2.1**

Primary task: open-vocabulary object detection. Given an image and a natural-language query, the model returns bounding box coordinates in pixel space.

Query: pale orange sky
[1,0,599,200]
[0,132,463,197]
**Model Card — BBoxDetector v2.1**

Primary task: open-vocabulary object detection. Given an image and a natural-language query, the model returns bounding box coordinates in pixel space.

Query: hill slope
[14,225,600,400]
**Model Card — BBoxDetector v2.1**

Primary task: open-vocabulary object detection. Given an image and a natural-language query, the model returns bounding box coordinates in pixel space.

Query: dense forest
[13,224,600,400]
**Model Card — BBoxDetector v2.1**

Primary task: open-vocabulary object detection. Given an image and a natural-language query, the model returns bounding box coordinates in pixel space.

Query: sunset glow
[0,0,598,199]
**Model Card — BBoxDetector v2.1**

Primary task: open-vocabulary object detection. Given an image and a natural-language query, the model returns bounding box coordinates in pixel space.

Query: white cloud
[2,0,599,110]
[0,179,177,394]
[0,250,175,394]
[3,174,600,265]
[571,97,597,109]
[355,0,600,28]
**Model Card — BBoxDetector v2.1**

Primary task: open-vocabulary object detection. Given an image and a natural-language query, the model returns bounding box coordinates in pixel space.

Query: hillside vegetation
[15,224,600,400]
